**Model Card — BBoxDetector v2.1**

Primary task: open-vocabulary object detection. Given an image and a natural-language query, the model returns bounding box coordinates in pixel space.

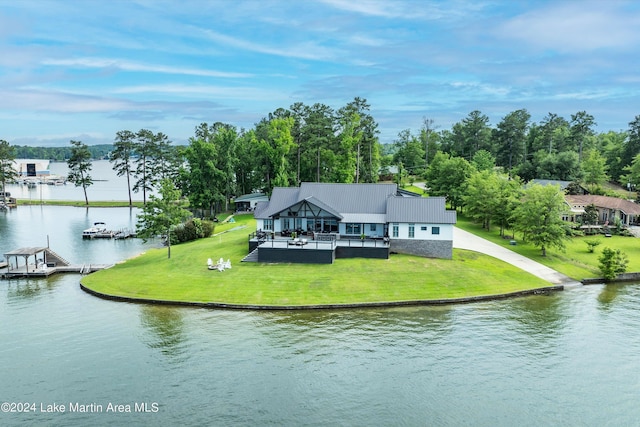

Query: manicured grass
[81,214,552,307]
[18,199,145,208]
[401,184,427,195]
[456,215,640,280]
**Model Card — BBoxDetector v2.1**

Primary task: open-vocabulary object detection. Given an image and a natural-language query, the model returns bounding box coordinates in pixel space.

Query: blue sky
[1,0,640,147]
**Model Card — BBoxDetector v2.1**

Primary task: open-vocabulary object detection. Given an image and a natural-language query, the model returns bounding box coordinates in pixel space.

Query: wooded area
[3,99,640,218]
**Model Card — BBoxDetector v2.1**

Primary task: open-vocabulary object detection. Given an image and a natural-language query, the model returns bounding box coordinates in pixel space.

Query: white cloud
[41,58,252,78]
[496,2,640,53]
[199,29,341,61]
[113,84,290,101]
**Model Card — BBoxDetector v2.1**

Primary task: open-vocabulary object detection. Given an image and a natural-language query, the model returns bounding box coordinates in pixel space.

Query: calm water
[2,207,640,426]
[6,160,155,202]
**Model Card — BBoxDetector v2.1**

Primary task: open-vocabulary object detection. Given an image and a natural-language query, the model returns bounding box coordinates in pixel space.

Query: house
[250,183,456,263]
[565,195,640,226]
[12,159,51,177]
[234,193,269,212]
[529,179,589,194]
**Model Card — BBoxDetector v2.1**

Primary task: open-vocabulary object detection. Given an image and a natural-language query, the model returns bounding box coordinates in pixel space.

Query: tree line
[2,101,640,216]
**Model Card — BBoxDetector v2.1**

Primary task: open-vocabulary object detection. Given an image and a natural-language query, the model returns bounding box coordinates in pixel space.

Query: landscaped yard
[81,214,554,307]
[455,214,640,280]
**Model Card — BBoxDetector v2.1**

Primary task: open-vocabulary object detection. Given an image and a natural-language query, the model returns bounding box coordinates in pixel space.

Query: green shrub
[170,218,215,245]
[598,247,628,280]
[585,238,601,253]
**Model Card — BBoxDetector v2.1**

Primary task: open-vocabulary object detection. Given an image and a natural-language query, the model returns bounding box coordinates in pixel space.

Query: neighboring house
[529,179,588,194]
[12,159,51,177]
[251,183,456,263]
[565,195,640,226]
[234,193,269,212]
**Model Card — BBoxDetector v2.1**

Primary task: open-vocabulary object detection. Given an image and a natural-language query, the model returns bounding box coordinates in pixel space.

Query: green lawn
[18,199,145,208]
[81,214,553,307]
[455,215,640,280]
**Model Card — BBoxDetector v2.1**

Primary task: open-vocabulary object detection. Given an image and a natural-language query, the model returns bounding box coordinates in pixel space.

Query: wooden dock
[0,263,113,279]
[1,246,112,279]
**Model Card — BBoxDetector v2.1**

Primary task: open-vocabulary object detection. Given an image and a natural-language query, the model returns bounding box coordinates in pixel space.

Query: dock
[83,227,136,239]
[1,246,112,279]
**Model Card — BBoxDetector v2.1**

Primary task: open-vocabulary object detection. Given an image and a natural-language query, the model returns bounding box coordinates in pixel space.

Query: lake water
[2,208,640,425]
[5,160,155,202]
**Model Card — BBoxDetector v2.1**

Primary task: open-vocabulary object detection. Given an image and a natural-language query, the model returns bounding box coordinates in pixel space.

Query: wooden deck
[0,263,113,279]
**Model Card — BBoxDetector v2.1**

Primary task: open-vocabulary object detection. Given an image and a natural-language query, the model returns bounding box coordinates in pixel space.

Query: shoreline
[80,282,565,310]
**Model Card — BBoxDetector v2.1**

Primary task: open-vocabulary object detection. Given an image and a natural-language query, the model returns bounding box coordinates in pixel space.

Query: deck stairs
[241,248,259,263]
[45,248,71,266]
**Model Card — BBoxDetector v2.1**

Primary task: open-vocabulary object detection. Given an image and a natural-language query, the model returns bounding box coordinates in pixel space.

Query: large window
[408,223,415,238]
[432,226,440,235]
[346,223,362,235]
[392,223,399,238]
[263,219,273,231]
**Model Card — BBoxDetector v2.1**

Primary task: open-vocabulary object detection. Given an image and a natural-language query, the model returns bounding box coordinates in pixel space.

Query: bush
[598,247,628,280]
[170,218,215,245]
[585,238,601,253]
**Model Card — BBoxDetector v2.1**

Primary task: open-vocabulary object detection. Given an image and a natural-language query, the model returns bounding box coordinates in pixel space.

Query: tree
[494,109,531,173]
[512,184,570,256]
[584,238,601,253]
[425,152,472,210]
[570,111,596,162]
[598,247,628,280]
[335,110,362,183]
[299,103,336,182]
[393,129,425,175]
[621,153,640,191]
[67,140,93,205]
[133,129,158,205]
[534,112,569,154]
[471,149,496,172]
[180,133,224,218]
[600,130,627,182]
[445,110,492,159]
[622,116,640,169]
[581,149,609,192]
[0,140,17,204]
[136,178,191,259]
[464,170,500,230]
[109,130,136,207]
[494,174,523,237]
[257,117,295,192]
[420,117,440,167]
[338,97,381,183]
[149,132,180,183]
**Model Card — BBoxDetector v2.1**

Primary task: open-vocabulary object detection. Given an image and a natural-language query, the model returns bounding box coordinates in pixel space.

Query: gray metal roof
[386,196,457,224]
[341,213,387,224]
[234,193,268,202]
[4,247,48,257]
[254,187,299,219]
[255,183,456,224]
[297,183,398,213]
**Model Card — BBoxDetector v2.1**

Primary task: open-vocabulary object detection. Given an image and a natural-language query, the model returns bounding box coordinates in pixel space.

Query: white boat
[82,222,108,238]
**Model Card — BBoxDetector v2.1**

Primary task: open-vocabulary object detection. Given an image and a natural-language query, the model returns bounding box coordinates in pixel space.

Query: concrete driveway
[453,227,582,287]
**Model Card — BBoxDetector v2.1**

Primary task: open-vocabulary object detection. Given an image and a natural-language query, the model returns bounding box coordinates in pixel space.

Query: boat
[82,222,108,239]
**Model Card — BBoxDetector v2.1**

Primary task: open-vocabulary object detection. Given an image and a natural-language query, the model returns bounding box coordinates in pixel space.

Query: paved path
[453,227,583,288]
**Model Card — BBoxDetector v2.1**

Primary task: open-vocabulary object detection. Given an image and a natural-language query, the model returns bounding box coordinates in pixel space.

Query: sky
[1,0,640,147]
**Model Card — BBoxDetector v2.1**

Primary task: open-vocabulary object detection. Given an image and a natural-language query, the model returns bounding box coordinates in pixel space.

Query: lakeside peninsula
[80,214,562,308]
